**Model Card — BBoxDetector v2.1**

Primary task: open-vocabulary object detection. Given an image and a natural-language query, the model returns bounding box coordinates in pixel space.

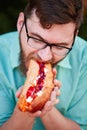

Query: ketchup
[26,61,46,99]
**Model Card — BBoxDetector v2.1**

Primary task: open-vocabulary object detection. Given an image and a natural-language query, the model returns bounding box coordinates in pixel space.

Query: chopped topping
[44,68,48,73]
[26,96,33,103]
[37,91,43,96]
[26,61,46,102]
[26,86,35,100]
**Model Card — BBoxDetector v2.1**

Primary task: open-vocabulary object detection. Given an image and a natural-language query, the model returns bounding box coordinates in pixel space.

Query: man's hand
[37,68,61,117]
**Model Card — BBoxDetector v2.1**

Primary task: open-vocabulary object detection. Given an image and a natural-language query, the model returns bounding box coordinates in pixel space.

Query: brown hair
[24,0,83,29]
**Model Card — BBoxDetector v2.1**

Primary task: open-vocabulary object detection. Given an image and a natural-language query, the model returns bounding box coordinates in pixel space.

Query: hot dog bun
[18,59,54,112]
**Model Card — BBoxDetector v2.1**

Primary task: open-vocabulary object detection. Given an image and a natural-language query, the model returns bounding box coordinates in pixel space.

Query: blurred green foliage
[0,0,27,33]
[0,0,87,40]
[79,11,87,40]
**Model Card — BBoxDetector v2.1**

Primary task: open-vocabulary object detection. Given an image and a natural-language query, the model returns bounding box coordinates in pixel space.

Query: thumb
[15,86,23,98]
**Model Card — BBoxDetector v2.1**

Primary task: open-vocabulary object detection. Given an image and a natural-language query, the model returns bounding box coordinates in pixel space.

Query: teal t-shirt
[0,32,87,130]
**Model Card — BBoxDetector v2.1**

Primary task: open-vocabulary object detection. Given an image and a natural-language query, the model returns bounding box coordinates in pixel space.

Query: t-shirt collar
[57,54,71,69]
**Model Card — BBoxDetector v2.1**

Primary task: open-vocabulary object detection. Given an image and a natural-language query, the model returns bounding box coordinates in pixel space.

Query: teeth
[34,75,40,85]
[26,97,33,103]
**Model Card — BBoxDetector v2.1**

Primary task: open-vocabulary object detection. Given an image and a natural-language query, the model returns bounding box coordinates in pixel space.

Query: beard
[19,47,42,76]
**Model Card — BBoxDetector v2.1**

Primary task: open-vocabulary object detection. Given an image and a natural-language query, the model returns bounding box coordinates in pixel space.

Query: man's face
[17,12,76,75]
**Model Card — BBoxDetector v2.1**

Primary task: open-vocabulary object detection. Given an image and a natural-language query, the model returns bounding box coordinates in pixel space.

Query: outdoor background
[0,0,87,40]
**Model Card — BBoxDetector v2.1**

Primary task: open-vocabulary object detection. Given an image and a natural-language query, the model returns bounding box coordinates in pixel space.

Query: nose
[37,46,53,62]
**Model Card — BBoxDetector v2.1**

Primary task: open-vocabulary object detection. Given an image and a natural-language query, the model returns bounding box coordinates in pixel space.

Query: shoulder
[65,36,87,79]
[0,31,20,70]
[0,31,19,54]
[69,36,87,63]
[74,36,87,53]
[0,31,19,46]
[0,31,19,59]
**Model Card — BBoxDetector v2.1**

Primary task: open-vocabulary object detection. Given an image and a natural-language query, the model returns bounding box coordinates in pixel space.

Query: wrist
[41,107,54,120]
[14,105,35,122]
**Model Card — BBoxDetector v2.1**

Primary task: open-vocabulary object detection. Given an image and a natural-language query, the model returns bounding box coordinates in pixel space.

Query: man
[0,0,87,130]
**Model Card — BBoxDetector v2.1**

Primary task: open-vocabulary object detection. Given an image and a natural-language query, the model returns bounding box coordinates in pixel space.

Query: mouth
[26,52,54,67]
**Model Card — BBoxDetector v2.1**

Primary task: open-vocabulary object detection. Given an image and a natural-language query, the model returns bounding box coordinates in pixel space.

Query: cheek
[19,28,31,56]
[22,45,36,58]
[52,54,65,64]
[23,45,31,56]
[20,36,36,57]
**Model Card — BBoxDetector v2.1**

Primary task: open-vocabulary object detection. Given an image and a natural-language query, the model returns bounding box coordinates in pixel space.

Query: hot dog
[18,59,54,112]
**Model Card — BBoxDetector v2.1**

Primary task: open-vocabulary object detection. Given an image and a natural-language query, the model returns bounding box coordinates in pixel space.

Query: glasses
[24,16,76,56]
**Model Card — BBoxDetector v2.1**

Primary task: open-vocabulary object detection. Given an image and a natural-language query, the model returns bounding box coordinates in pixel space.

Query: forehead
[27,12,76,42]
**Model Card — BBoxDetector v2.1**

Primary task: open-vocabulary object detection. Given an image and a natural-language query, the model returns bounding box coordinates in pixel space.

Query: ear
[17,12,24,33]
[76,29,79,36]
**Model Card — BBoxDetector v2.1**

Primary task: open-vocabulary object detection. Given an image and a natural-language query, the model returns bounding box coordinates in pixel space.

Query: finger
[50,90,59,104]
[54,79,61,89]
[31,111,42,117]
[15,86,23,98]
[37,101,54,117]
[50,91,56,102]
[54,87,60,96]
[52,68,57,79]
[44,101,53,111]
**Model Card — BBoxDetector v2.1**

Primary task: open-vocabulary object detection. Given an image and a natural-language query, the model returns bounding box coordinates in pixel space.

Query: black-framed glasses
[24,15,76,56]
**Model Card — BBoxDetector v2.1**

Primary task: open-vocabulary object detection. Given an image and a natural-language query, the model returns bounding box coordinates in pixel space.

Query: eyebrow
[30,32,70,46]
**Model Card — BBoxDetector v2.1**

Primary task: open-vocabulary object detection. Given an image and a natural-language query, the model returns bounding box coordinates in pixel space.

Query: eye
[31,37,46,47]
[33,38,42,44]
[56,46,64,50]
